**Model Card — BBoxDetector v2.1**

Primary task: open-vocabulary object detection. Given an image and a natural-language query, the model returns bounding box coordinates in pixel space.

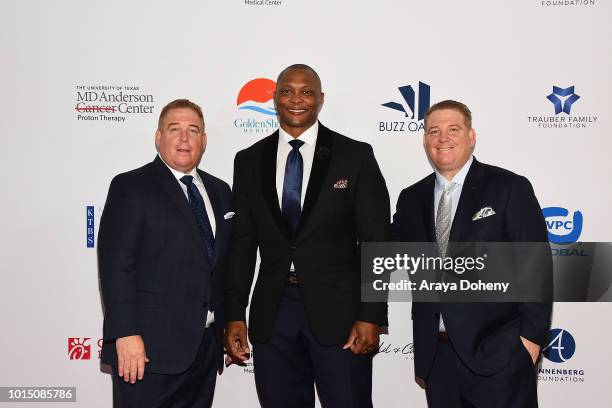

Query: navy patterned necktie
[180,175,215,260]
[282,139,305,235]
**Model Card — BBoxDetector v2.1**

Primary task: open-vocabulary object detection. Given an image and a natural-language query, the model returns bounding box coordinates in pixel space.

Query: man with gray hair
[99,99,232,407]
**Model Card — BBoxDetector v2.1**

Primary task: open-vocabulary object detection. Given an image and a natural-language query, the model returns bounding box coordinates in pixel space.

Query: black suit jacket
[98,156,232,374]
[226,123,390,345]
[392,158,552,377]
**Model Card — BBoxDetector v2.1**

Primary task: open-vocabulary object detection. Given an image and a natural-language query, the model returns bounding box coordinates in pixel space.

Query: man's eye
[303,90,312,95]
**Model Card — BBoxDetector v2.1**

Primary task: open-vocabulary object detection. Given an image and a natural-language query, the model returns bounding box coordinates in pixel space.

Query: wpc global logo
[234,78,278,134]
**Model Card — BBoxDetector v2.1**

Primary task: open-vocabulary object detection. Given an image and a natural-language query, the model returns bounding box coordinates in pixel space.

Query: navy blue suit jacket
[98,156,232,374]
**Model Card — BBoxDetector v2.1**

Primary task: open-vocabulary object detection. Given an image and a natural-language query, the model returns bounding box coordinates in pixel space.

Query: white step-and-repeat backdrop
[1,0,610,406]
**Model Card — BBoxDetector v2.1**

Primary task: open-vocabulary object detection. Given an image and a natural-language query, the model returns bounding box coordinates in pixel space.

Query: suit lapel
[199,170,225,266]
[422,174,436,242]
[260,131,292,240]
[151,156,208,259]
[294,123,333,238]
[449,159,485,243]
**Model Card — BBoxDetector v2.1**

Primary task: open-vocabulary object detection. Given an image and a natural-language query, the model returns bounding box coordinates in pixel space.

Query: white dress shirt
[159,155,216,327]
[275,122,319,209]
[433,155,473,331]
[275,122,318,272]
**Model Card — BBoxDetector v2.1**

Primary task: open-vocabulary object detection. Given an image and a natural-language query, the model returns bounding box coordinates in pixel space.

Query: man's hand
[115,335,149,383]
[343,321,381,355]
[224,321,250,364]
[520,336,541,365]
[415,376,427,390]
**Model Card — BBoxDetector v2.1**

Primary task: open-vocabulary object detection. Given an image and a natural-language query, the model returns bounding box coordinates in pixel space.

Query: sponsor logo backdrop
[0,0,610,406]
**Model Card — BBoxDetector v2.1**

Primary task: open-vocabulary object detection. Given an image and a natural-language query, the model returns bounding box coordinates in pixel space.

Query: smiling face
[155,107,206,173]
[274,68,324,138]
[423,108,476,180]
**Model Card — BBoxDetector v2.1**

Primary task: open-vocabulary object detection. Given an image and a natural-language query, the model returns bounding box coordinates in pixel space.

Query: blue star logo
[547,86,580,115]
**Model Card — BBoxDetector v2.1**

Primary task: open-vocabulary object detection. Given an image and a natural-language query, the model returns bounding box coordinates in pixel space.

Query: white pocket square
[472,207,496,221]
[224,212,235,220]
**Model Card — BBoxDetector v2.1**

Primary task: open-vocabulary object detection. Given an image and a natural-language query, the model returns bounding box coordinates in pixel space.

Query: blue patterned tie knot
[289,139,304,150]
[180,175,215,261]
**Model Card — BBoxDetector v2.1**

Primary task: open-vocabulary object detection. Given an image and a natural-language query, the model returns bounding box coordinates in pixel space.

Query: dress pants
[425,338,538,408]
[112,327,217,408]
[253,286,373,408]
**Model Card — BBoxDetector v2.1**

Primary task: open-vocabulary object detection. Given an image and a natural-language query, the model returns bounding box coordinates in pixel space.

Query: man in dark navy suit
[98,99,232,407]
[392,100,552,408]
[224,64,390,407]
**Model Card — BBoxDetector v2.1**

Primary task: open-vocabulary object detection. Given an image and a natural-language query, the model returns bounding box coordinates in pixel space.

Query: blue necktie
[282,139,304,235]
[180,175,215,261]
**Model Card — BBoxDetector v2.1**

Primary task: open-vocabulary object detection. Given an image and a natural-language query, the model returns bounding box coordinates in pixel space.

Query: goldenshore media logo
[74,84,155,123]
[527,85,597,129]
[539,328,585,383]
[379,82,431,133]
[234,78,279,134]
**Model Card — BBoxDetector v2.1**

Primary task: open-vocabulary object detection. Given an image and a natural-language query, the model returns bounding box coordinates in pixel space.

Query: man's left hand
[520,336,540,365]
[343,321,380,355]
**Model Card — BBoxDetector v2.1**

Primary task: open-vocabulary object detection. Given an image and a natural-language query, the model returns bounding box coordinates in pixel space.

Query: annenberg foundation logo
[527,85,597,129]
[379,82,431,133]
[543,328,576,363]
[234,78,279,134]
[539,328,585,384]
[68,338,91,360]
[74,84,155,124]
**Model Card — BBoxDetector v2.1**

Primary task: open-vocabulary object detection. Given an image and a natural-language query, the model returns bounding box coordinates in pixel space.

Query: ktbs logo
[86,206,94,248]
[234,78,279,134]
[379,82,431,133]
[543,328,576,363]
[68,338,91,360]
[542,207,583,244]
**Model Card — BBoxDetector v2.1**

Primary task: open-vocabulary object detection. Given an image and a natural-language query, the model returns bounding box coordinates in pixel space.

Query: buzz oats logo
[527,85,597,129]
[74,84,155,123]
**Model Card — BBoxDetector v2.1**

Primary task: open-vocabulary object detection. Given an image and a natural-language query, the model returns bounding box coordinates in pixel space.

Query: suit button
[202,302,208,308]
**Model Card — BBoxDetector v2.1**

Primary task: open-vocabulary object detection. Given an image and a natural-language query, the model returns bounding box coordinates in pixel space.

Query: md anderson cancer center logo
[234,78,278,134]
[74,84,155,123]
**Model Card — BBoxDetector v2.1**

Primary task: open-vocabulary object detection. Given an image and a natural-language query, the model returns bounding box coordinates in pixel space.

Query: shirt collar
[279,121,319,147]
[158,154,202,184]
[435,155,474,189]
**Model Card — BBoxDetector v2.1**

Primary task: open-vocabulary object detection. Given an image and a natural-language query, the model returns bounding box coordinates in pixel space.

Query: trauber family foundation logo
[527,85,597,129]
